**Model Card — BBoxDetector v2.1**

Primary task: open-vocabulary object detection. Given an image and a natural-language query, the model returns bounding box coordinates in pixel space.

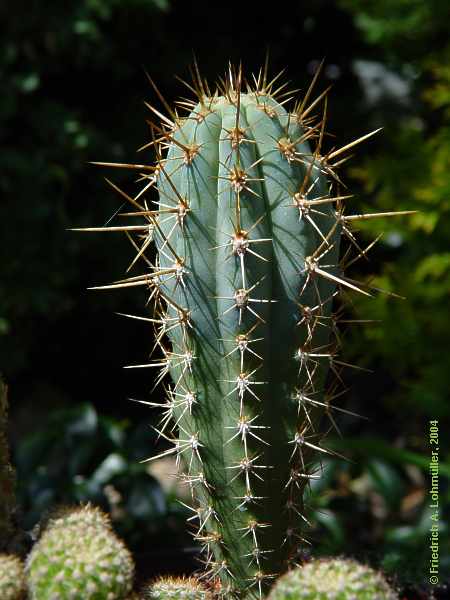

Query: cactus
[80,62,414,598]
[267,557,398,600]
[143,576,212,599]
[26,504,135,600]
[0,554,26,600]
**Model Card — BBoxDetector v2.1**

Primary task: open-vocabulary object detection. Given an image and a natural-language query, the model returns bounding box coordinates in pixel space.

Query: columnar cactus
[0,554,26,600]
[143,576,212,599]
[81,63,413,598]
[268,558,398,600]
[26,504,135,599]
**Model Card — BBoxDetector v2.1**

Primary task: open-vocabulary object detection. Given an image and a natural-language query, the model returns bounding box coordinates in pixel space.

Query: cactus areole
[82,63,414,599]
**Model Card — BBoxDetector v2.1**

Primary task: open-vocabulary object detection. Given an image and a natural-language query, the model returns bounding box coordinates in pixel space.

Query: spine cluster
[82,62,414,599]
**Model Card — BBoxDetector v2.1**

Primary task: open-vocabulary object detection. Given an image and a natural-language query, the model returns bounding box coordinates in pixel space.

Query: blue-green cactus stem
[152,80,341,598]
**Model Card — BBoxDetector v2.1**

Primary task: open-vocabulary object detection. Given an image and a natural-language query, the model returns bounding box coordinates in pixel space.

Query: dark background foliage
[1,0,449,591]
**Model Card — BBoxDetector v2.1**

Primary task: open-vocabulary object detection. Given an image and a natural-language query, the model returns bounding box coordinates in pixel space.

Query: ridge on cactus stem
[267,557,399,600]
[77,60,415,599]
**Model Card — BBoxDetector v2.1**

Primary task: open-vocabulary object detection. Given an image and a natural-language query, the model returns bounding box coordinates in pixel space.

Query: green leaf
[329,437,450,478]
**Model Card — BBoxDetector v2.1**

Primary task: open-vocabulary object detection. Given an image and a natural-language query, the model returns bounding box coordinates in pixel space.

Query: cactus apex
[37,502,113,538]
[267,557,399,600]
[142,575,212,599]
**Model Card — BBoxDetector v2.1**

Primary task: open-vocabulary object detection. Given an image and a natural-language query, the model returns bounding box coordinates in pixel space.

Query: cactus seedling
[143,576,212,599]
[80,61,414,598]
[268,557,398,600]
[0,554,26,600]
[26,504,135,600]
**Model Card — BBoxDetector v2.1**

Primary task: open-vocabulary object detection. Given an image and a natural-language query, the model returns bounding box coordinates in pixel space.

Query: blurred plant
[0,0,171,397]
[304,447,450,584]
[315,0,450,581]
[336,0,450,420]
[14,402,188,553]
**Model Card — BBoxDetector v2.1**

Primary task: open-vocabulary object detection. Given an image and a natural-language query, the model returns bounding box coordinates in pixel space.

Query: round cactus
[26,504,135,600]
[143,576,212,599]
[0,554,26,600]
[81,61,414,598]
[268,558,398,600]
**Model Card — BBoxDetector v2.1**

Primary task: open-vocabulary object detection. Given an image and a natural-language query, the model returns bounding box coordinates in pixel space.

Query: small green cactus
[26,504,135,600]
[0,554,26,600]
[38,503,113,536]
[268,558,398,600]
[143,576,212,599]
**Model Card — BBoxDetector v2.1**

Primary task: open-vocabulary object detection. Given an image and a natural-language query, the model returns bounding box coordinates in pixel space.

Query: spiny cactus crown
[268,558,399,600]
[37,503,113,538]
[26,504,134,600]
[143,576,212,599]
